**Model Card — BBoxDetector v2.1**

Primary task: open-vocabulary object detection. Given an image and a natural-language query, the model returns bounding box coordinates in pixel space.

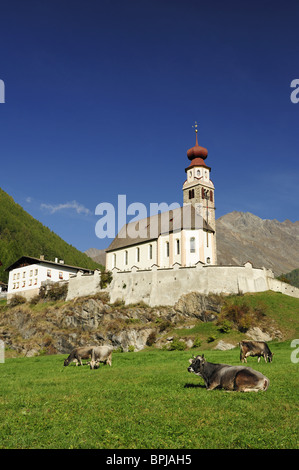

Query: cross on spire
[192,121,199,145]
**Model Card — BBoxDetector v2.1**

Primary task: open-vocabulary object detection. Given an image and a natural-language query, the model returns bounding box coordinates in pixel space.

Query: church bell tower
[183,123,216,232]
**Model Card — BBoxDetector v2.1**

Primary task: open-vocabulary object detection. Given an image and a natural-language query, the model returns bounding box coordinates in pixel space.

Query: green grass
[0,342,298,449]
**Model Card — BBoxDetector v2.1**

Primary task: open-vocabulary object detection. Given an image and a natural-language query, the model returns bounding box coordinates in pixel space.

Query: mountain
[216,211,299,276]
[84,248,106,267]
[0,187,103,283]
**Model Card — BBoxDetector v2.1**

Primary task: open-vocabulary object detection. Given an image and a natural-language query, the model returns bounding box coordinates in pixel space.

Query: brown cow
[188,354,269,392]
[63,346,94,366]
[240,340,273,363]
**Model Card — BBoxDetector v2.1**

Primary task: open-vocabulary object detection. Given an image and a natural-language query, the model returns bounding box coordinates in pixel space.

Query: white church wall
[66,262,299,304]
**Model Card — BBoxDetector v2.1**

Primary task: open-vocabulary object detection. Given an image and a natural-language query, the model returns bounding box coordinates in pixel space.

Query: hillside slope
[216,211,299,276]
[279,268,299,288]
[84,248,106,266]
[0,188,103,283]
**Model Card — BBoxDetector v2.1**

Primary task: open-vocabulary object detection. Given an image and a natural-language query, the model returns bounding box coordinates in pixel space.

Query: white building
[106,126,217,271]
[6,255,93,302]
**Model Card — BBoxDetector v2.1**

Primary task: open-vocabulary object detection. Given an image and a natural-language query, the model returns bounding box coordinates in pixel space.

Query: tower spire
[192,121,199,146]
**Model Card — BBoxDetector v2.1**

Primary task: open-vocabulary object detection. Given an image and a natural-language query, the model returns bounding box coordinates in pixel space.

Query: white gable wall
[8,263,77,296]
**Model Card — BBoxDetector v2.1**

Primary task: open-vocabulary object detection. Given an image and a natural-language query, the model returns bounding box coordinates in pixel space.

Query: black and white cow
[239,340,273,363]
[188,354,269,392]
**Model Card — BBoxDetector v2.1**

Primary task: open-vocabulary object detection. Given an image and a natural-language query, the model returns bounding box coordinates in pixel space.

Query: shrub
[218,298,268,333]
[192,337,202,348]
[112,298,125,308]
[100,271,113,289]
[168,338,186,351]
[128,345,135,353]
[45,283,68,301]
[146,331,157,346]
[9,295,27,307]
[217,319,232,334]
[29,295,41,306]
[155,318,171,332]
[207,335,216,343]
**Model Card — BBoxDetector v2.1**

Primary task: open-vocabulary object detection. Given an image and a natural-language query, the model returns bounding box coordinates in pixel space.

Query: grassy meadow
[0,341,298,449]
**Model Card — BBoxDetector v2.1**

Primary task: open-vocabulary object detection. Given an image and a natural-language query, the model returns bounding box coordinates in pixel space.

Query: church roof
[185,157,211,172]
[106,205,214,253]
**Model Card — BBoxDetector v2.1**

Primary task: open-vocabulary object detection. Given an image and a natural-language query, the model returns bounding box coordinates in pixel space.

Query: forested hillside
[0,188,103,283]
[278,268,299,288]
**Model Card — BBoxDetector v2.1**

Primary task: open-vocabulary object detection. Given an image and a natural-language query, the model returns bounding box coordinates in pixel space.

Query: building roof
[185,157,211,172]
[106,205,214,253]
[5,256,94,273]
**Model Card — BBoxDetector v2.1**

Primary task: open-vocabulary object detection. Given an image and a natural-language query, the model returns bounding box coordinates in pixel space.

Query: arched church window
[166,242,169,258]
[149,244,152,260]
[125,251,128,265]
[136,247,140,263]
[190,237,195,253]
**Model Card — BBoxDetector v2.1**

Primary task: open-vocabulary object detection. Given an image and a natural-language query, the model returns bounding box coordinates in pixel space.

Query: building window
[29,279,32,286]
[125,251,128,265]
[210,191,213,202]
[189,189,194,199]
[206,257,211,264]
[197,169,201,177]
[149,244,152,260]
[23,272,26,278]
[47,269,51,278]
[166,242,169,258]
[13,274,16,280]
[59,272,63,280]
[17,273,20,280]
[34,278,37,285]
[190,237,196,253]
[136,247,140,263]
[30,270,33,277]
[176,239,180,255]
[22,281,26,288]
[13,283,16,290]
[35,269,38,276]
[16,282,19,289]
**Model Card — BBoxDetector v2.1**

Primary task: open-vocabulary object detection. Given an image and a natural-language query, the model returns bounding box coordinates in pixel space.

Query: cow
[63,346,94,366]
[188,354,269,392]
[239,340,273,363]
[90,345,113,370]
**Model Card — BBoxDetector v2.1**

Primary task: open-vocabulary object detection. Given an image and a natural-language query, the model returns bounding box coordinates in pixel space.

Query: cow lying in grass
[188,354,269,392]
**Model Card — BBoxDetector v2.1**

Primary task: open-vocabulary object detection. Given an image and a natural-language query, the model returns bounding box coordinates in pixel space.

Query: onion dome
[187,130,208,160]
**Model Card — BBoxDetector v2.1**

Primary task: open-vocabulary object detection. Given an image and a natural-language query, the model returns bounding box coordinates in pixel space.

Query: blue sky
[0,0,298,252]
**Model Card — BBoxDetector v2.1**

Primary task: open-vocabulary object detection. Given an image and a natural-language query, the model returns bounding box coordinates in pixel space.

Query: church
[105,124,217,271]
